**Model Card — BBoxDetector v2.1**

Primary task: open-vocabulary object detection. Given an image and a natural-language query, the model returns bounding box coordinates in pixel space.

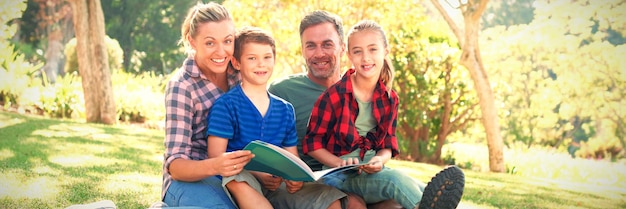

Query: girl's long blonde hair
[346,20,395,91]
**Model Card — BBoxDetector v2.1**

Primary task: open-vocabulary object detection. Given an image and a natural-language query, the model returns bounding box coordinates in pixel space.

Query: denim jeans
[164,176,237,209]
[322,149,426,209]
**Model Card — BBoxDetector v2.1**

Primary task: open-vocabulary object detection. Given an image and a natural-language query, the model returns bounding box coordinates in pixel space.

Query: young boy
[205,26,346,209]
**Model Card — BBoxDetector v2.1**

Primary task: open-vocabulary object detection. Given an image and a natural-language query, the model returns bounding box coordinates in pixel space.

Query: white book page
[312,163,368,180]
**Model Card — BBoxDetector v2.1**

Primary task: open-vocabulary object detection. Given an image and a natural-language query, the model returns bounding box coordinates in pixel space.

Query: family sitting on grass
[160,2,465,209]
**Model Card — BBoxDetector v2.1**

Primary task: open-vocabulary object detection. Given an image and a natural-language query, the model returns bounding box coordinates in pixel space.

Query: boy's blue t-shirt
[206,84,298,151]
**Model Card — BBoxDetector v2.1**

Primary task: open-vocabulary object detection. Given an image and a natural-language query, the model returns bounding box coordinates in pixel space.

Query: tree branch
[472,0,491,20]
[449,102,479,134]
[430,0,464,47]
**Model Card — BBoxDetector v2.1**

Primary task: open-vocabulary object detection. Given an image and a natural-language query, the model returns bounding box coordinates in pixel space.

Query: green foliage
[0,44,44,110]
[63,35,124,74]
[1,1,24,36]
[102,0,198,74]
[2,63,165,123]
[0,0,40,109]
[1,1,26,40]
[225,0,451,82]
[576,134,624,161]
[392,24,478,162]
[479,0,626,159]
[15,0,192,74]
[506,164,518,174]
[442,149,456,165]
[12,0,73,63]
[482,0,535,29]
[36,73,84,118]
[112,71,167,123]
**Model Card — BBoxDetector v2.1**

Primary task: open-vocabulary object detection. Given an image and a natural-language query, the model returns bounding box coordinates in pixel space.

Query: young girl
[303,20,465,209]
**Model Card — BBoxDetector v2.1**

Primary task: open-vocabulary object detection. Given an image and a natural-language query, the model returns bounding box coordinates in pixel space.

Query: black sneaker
[417,165,465,209]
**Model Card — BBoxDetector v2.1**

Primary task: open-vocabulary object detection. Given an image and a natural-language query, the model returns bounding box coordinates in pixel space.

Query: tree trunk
[70,0,116,124]
[435,66,453,165]
[430,0,505,172]
[42,30,63,84]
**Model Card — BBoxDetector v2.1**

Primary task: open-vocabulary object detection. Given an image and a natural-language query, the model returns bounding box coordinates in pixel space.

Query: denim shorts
[164,176,236,209]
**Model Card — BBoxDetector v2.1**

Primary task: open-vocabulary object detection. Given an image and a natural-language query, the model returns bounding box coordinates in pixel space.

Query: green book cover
[242,140,366,182]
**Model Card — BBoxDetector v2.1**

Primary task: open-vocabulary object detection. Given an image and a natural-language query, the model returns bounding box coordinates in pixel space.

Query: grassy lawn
[0,110,625,209]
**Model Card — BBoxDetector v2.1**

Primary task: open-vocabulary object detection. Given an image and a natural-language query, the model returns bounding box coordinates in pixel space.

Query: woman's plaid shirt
[161,58,240,200]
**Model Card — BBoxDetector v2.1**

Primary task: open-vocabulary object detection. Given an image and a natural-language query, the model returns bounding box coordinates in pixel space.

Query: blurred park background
[1,0,625,208]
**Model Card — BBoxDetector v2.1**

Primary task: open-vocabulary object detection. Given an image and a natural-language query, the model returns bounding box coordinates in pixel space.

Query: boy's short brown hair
[233,26,275,61]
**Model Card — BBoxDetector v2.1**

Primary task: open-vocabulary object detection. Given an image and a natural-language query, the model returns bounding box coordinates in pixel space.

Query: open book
[242,140,367,182]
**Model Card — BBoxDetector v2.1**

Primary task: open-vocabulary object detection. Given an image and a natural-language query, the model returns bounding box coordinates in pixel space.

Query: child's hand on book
[285,180,303,193]
[360,157,383,174]
[340,157,373,174]
[254,172,283,191]
[339,157,361,166]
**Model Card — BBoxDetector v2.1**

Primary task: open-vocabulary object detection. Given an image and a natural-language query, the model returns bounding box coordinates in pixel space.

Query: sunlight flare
[100,172,161,198]
[0,174,59,199]
[0,149,15,161]
[49,155,131,167]
[0,116,24,129]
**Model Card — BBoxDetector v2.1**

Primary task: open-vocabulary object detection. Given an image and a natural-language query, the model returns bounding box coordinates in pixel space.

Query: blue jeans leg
[164,176,237,209]
[323,167,426,209]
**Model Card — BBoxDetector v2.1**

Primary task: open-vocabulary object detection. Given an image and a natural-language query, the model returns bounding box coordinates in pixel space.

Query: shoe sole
[418,165,465,209]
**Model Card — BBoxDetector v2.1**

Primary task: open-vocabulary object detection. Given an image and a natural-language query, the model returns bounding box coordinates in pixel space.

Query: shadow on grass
[0,111,163,209]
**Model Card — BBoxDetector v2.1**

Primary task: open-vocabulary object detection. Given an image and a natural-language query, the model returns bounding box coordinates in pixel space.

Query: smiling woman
[161,2,254,208]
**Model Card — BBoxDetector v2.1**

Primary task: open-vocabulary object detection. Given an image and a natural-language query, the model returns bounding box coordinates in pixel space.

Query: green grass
[0,111,162,208]
[0,110,625,209]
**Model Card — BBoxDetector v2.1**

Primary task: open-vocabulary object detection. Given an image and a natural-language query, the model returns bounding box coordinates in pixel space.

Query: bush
[113,71,167,123]
[25,70,167,123]
[0,44,44,110]
[64,35,124,74]
[576,137,624,161]
[2,51,167,124]
[36,73,85,118]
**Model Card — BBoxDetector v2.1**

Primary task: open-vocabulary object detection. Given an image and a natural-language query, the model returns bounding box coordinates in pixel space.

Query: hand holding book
[337,156,381,174]
[284,179,303,193]
[252,172,283,191]
[358,156,384,174]
[242,140,369,182]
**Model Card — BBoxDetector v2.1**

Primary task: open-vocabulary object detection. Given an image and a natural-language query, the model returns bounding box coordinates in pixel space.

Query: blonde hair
[179,2,232,56]
[347,20,395,90]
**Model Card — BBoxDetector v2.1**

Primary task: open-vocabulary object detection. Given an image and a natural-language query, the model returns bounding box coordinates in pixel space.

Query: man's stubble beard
[307,63,339,80]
